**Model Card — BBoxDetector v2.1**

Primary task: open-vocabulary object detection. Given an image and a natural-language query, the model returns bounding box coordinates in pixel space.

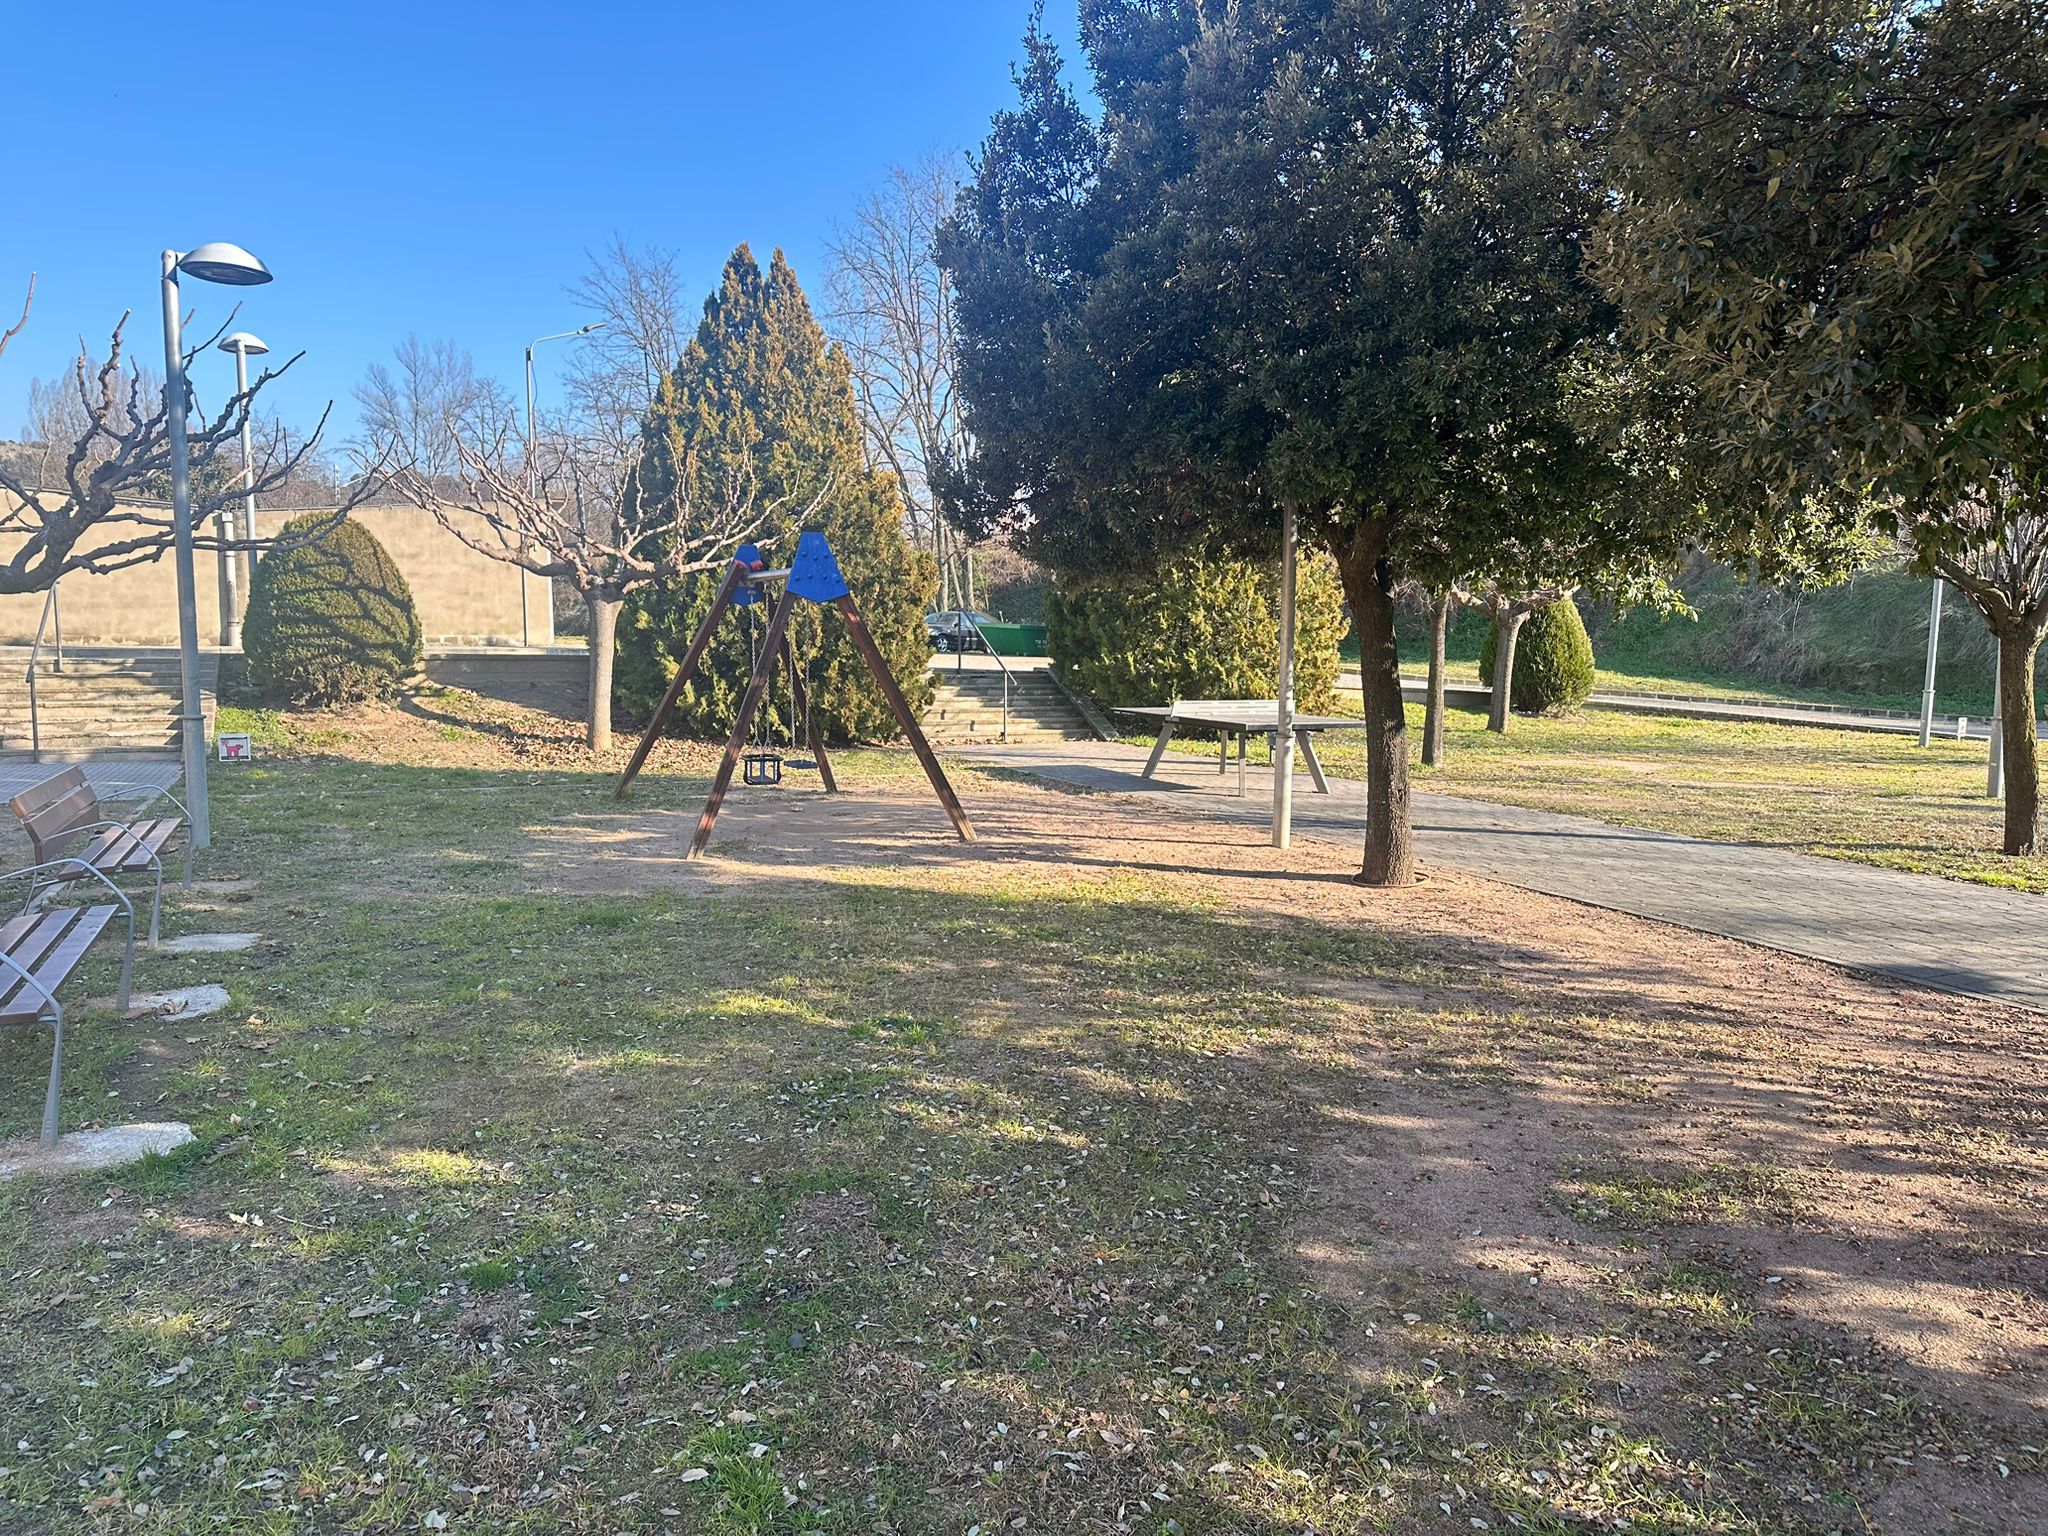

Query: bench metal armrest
[96,783,190,822]
[0,943,60,1020]
[0,858,138,924]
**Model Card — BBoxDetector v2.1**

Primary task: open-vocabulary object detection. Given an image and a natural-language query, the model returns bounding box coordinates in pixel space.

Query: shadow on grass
[0,753,2037,1533]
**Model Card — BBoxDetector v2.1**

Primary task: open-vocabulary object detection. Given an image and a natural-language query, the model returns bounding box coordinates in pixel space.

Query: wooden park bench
[1,859,135,1147]
[8,766,190,946]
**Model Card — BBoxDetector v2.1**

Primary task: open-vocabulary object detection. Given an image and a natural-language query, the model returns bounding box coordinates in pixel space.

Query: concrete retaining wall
[1,499,554,647]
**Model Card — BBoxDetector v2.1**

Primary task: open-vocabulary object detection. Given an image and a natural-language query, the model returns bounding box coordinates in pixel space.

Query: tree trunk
[1423,589,1451,767]
[587,595,623,754]
[1336,524,1415,887]
[1997,624,2042,855]
[1488,611,1528,734]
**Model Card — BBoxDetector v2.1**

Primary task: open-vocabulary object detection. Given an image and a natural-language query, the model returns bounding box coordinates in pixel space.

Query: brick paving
[964,739,2048,1014]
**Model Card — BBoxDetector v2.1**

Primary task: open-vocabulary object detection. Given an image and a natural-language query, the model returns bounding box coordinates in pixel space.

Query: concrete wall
[0,499,554,647]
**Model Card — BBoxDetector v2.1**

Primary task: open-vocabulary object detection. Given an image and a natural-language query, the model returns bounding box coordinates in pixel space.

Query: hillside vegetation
[1394,558,2040,718]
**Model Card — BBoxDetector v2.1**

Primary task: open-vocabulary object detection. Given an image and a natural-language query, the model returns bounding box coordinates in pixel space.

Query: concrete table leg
[1299,733,1332,794]
[1143,720,1176,779]
[1237,731,1248,796]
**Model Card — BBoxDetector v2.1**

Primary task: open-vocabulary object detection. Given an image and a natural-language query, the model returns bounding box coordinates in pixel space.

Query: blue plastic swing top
[786,531,850,604]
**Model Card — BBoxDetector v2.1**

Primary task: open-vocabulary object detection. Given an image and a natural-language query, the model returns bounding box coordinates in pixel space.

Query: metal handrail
[23,585,62,758]
[955,612,1013,742]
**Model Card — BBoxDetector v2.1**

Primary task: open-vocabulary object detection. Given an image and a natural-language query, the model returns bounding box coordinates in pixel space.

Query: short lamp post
[216,330,270,650]
[523,323,600,646]
[161,242,272,850]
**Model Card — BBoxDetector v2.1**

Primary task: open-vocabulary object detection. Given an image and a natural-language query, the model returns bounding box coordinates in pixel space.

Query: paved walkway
[962,739,2048,1014]
[0,758,180,803]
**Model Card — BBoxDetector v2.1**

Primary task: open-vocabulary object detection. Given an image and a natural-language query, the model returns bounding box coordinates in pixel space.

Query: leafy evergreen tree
[940,4,1749,884]
[1536,0,2048,853]
[615,246,936,742]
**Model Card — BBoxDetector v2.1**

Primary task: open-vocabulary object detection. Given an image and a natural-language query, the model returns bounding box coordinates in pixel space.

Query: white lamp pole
[161,242,273,850]
[1271,503,1298,849]
[216,331,269,650]
[1919,577,1944,748]
[522,323,600,647]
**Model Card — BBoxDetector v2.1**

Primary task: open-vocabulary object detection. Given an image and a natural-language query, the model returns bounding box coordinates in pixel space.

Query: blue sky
[0,0,1080,452]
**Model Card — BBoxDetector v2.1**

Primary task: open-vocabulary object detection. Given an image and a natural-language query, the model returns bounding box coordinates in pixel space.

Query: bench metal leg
[1299,732,1332,794]
[1,948,65,1148]
[147,866,164,948]
[1237,731,1248,797]
[40,1000,63,1148]
[1142,719,1175,780]
[118,906,134,1015]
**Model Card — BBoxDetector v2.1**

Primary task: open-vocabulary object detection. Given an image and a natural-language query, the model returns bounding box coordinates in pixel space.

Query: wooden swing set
[613,532,976,859]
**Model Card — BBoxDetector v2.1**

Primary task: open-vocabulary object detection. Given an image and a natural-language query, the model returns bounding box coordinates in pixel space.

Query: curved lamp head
[177,242,272,286]
[218,331,270,357]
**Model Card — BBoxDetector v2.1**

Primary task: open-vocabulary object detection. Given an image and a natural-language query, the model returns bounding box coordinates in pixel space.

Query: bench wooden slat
[21,783,100,859]
[78,824,140,870]
[112,819,181,872]
[6,765,87,823]
[0,911,81,1021]
[0,906,117,1025]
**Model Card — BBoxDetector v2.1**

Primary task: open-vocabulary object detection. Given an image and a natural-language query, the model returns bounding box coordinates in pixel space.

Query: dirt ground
[45,694,2045,1531]
[527,756,2047,1530]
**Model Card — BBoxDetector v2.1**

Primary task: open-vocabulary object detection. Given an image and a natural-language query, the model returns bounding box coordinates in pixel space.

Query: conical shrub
[244,514,423,706]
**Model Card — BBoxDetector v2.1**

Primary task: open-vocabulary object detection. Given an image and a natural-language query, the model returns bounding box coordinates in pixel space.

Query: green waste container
[976,622,1048,657]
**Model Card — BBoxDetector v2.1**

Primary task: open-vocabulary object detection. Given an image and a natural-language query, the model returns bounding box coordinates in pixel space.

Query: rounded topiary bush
[244,514,423,706]
[1479,598,1596,713]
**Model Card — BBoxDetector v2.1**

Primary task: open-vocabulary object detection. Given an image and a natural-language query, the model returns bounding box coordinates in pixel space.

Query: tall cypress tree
[615,245,937,742]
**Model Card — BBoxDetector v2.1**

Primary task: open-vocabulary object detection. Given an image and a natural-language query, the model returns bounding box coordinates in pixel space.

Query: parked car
[925,610,998,653]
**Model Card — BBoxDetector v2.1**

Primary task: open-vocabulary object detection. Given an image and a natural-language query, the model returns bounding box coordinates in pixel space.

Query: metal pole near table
[1272,503,1298,848]
[1988,650,2006,799]
[1919,577,1944,748]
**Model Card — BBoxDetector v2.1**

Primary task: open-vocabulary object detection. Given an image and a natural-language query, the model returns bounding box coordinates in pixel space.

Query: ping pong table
[1114,700,1368,797]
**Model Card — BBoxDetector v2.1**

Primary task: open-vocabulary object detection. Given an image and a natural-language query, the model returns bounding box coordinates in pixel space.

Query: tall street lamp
[522,323,600,646]
[162,242,272,850]
[216,331,269,651]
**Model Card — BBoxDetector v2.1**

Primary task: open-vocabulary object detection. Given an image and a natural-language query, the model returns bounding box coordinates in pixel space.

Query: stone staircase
[0,647,216,757]
[922,664,1103,745]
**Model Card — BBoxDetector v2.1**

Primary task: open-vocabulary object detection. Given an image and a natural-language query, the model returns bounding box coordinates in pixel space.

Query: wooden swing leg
[834,594,976,843]
[780,634,837,793]
[689,587,798,859]
[615,561,745,800]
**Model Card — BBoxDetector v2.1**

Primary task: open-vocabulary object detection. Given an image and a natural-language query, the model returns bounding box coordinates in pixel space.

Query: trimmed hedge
[1047,552,1348,710]
[1479,598,1596,713]
[244,514,423,706]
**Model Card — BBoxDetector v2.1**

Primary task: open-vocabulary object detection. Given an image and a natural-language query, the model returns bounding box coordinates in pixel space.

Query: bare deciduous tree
[563,239,687,458]
[383,417,826,753]
[354,335,517,485]
[823,154,972,610]
[369,254,827,753]
[0,277,373,596]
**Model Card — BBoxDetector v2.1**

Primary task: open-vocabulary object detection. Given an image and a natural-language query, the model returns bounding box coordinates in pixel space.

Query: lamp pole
[216,331,269,650]
[160,243,273,851]
[1918,577,1944,748]
[523,324,600,647]
[1271,503,1298,849]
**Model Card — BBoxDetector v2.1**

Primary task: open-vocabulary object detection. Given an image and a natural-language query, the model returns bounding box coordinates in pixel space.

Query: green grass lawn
[1166,701,2046,892]
[0,700,2037,1533]
[1384,652,1945,713]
